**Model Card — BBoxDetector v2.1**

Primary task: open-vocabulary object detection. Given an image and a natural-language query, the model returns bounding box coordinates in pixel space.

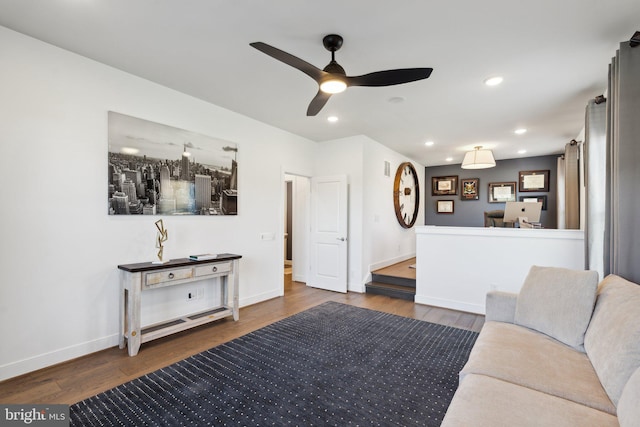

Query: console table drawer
[194,262,231,277]
[145,267,194,287]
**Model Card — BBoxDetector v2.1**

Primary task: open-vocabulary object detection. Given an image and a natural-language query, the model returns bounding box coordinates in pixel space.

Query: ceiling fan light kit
[461,146,496,169]
[250,34,433,115]
[320,78,347,94]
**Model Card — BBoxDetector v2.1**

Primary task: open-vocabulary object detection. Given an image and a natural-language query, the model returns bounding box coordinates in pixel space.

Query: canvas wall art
[108,111,238,215]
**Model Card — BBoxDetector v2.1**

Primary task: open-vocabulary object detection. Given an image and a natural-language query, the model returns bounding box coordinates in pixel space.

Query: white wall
[0,27,317,380]
[362,140,425,279]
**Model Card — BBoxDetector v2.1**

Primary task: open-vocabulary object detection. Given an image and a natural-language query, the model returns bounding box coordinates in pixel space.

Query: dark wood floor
[0,276,484,405]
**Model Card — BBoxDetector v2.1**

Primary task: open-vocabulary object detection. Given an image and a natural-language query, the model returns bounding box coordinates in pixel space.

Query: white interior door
[309,175,348,293]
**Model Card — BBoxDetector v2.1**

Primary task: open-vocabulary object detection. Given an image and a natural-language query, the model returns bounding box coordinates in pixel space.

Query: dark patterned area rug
[70,302,478,426]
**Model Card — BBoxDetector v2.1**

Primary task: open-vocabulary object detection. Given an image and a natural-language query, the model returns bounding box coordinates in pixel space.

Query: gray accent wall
[425,155,559,228]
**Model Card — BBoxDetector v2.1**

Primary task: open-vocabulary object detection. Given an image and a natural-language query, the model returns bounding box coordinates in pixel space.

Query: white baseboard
[239,289,282,308]
[415,295,485,315]
[348,282,365,293]
[369,253,416,273]
[0,334,119,382]
[1,289,283,382]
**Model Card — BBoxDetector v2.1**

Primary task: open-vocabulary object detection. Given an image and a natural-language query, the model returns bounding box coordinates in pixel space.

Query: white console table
[118,253,241,356]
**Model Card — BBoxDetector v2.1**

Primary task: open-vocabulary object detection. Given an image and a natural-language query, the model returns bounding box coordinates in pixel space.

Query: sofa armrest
[485,291,518,323]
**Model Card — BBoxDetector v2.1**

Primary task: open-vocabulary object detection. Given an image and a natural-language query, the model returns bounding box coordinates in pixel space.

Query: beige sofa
[442,266,640,427]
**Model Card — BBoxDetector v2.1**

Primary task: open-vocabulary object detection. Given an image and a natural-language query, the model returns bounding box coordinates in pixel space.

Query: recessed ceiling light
[445,157,453,162]
[425,141,434,146]
[514,128,527,135]
[484,76,504,86]
[327,116,339,123]
[388,96,405,104]
[518,149,527,154]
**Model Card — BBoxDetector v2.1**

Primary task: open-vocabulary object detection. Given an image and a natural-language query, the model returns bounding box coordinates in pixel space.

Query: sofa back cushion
[584,274,640,406]
[618,367,640,427]
[514,266,598,351]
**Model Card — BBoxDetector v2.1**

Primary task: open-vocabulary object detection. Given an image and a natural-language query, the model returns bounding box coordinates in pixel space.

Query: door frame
[280,171,311,294]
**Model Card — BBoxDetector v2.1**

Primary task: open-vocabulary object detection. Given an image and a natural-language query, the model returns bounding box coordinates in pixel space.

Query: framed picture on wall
[107,111,239,216]
[518,170,550,192]
[520,195,547,210]
[488,182,517,203]
[460,178,479,200]
[432,176,458,196]
[437,200,454,214]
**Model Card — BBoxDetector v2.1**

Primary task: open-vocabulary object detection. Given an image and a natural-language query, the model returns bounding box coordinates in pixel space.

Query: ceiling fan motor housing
[323,34,344,52]
[323,61,346,75]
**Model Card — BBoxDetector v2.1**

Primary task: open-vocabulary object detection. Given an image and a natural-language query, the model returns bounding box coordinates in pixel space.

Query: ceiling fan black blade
[307,90,332,116]
[250,42,326,82]
[347,68,433,87]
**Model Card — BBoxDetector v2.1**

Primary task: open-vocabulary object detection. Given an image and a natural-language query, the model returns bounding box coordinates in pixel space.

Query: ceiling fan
[250,34,433,116]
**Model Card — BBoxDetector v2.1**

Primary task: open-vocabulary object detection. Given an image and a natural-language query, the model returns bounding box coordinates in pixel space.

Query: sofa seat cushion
[584,274,640,406]
[441,374,618,427]
[514,265,598,351]
[460,321,615,414]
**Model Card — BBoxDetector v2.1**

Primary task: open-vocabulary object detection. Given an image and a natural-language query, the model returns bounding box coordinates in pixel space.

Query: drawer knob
[168,273,175,279]
[212,266,218,272]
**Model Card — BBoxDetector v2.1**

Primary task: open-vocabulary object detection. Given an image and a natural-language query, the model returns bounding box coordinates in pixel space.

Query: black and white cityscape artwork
[108,111,238,216]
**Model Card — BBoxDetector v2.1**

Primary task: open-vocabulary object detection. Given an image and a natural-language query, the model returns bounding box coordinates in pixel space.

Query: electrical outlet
[187,288,204,301]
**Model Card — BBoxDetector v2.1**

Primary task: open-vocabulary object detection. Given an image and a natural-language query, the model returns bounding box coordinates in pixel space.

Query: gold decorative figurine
[152,219,169,264]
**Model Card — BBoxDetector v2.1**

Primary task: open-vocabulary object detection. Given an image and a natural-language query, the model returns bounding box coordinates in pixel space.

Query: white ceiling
[1,0,638,166]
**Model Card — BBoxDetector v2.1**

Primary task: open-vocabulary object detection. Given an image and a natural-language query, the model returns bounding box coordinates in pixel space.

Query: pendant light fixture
[461,146,496,169]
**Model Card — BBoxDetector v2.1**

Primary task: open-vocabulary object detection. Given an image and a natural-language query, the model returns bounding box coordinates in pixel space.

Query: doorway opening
[284,179,293,287]
[283,174,310,294]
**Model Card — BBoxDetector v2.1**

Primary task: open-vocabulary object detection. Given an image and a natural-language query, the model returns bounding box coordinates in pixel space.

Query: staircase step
[365,281,415,301]
[371,273,416,288]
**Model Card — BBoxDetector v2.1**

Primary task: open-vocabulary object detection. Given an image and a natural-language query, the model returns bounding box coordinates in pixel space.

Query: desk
[118,254,241,356]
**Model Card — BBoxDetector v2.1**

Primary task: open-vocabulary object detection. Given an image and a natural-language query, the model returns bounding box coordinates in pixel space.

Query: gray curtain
[564,141,580,229]
[556,156,566,228]
[584,100,607,278]
[587,40,640,283]
[608,42,640,282]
